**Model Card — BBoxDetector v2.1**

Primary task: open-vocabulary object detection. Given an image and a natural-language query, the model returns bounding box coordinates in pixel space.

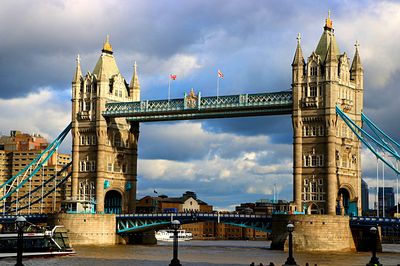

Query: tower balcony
[301,96,322,108]
[340,99,353,112]
[341,137,353,148]
[78,111,91,120]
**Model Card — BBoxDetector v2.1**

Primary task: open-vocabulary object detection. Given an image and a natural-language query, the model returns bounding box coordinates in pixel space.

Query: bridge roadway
[103,91,293,122]
[116,213,272,234]
[0,214,398,236]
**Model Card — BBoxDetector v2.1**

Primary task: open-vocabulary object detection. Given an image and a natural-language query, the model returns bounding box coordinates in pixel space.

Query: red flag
[170,74,177,80]
[217,69,224,79]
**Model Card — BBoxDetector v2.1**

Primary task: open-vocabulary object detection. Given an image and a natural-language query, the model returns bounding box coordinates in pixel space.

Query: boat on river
[0,225,74,258]
[155,229,192,242]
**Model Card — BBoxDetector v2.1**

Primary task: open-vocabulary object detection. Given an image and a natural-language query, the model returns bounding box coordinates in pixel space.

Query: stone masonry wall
[271,214,356,252]
[48,213,117,245]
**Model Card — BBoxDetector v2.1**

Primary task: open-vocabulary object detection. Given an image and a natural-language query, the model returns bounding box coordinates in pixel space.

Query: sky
[0,0,399,210]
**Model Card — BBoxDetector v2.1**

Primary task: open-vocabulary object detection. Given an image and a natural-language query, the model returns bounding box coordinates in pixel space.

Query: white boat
[0,225,74,258]
[155,229,192,242]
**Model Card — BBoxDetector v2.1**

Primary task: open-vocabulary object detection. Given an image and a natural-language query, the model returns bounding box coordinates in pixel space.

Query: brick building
[137,191,268,240]
[0,130,71,214]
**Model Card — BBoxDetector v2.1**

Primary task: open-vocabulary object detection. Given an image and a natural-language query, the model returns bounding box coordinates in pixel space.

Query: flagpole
[217,77,219,98]
[168,78,171,101]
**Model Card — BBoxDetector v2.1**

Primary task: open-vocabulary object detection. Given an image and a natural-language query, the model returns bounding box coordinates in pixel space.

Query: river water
[0,241,399,266]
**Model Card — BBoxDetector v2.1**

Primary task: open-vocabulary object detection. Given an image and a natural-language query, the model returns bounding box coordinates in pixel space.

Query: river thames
[1,241,399,266]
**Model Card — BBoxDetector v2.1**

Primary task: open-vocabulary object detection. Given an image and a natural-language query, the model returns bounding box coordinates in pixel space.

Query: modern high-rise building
[378,187,395,215]
[361,179,369,213]
[0,130,71,214]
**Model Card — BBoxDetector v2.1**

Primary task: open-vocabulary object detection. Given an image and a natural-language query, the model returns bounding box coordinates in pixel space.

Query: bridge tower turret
[291,13,363,215]
[71,36,139,214]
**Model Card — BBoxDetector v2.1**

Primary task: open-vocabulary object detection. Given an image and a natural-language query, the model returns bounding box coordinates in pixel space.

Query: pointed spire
[325,35,338,63]
[130,61,140,88]
[351,40,363,72]
[129,61,140,100]
[292,33,305,66]
[73,54,82,82]
[102,35,113,54]
[316,12,340,60]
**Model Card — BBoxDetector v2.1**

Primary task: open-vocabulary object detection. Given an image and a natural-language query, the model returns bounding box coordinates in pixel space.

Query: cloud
[137,122,293,207]
[1,0,400,210]
[0,88,70,139]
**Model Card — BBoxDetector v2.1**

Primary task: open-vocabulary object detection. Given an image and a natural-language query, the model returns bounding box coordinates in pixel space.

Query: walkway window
[305,126,310,136]
[80,135,86,145]
[310,66,317,76]
[91,161,96,172]
[309,86,317,97]
[114,134,121,147]
[107,163,113,172]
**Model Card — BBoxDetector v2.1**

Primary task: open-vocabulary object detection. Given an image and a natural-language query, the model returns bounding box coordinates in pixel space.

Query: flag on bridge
[217,69,224,79]
[170,74,177,80]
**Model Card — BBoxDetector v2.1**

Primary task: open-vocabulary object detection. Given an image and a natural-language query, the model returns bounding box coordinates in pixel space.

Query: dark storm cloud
[0,0,322,98]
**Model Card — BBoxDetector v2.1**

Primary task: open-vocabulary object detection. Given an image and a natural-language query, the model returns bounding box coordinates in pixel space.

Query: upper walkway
[103,91,293,122]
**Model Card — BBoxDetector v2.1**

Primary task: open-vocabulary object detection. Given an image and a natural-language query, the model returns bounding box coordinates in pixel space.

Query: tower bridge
[1,13,399,250]
[69,13,365,217]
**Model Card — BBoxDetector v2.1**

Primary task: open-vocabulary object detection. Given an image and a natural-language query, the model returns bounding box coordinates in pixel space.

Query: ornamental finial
[325,10,333,29]
[102,35,113,53]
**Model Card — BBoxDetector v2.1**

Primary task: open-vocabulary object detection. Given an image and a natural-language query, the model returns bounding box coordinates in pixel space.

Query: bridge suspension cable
[336,106,400,175]
[0,123,72,214]
[337,106,400,217]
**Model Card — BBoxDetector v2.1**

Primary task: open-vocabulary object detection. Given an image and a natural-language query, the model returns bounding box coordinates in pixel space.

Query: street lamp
[366,226,382,266]
[15,216,27,266]
[169,220,182,266]
[283,223,298,266]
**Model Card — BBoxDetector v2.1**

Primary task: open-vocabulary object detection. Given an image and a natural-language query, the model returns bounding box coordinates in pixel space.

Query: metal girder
[336,106,400,175]
[103,91,293,122]
[350,216,400,226]
[0,214,48,224]
[116,213,272,234]
[0,123,72,204]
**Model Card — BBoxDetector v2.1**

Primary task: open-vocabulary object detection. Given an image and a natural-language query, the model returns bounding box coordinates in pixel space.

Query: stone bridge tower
[292,14,363,215]
[71,37,140,213]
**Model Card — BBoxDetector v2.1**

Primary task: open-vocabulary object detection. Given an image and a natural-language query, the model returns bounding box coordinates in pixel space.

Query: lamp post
[366,226,382,266]
[283,223,298,266]
[169,220,182,266]
[15,216,27,266]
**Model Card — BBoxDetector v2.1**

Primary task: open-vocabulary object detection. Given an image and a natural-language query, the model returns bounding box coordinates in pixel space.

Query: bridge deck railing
[103,91,293,117]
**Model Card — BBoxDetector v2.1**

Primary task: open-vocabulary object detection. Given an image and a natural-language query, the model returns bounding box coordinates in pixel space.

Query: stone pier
[271,215,356,252]
[48,213,119,245]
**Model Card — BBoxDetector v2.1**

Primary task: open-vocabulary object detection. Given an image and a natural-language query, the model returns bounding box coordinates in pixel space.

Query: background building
[361,179,369,214]
[235,199,293,215]
[137,191,267,240]
[378,187,395,216]
[0,130,71,214]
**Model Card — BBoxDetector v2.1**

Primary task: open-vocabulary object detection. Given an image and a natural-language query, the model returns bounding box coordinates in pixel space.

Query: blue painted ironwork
[336,106,399,175]
[361,113,400,156]
[0,214,48,224]
[350,216,400,226]
[103,91,293,122]
[0,162,72,213]
[0,123,72,203]
[116,213,272,234]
